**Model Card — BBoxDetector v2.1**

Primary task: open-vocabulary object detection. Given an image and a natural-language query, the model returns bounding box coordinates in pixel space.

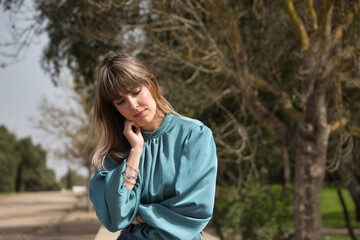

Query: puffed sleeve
[134,125,217,240]
[89,157,142,232]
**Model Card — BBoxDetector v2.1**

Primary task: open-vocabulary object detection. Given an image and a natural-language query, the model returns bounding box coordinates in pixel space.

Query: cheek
[151,98,157,109]
[144,91,157,107]
[114,105,127,116]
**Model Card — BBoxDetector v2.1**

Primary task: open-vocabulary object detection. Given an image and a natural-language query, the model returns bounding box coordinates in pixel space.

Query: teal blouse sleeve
[134,125,217,240]
[89,157,142,232]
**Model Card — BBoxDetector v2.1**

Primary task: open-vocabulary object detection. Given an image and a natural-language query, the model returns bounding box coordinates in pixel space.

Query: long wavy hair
[92,52,177,170]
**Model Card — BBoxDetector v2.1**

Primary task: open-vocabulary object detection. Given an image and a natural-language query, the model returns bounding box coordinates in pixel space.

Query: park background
[0,1,360,240]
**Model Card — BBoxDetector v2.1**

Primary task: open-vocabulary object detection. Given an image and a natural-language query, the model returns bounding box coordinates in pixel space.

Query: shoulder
[170,114,213,137]
[173,114,204,127]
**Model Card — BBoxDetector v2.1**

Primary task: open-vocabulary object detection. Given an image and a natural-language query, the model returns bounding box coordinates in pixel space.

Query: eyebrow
[113,97,123,102]
[112,87,141,102]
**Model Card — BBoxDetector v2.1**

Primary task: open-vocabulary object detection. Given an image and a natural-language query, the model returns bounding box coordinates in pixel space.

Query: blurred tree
[37,0,134,89]
[0,125,58,192]
[32,78,95,210]
[16,137,58,191]
[66,167,73,190]
[0,125,20,192]
[60,167,86,190]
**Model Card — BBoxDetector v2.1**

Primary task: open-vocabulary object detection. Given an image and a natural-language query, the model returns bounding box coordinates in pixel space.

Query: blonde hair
[92,52,177,170]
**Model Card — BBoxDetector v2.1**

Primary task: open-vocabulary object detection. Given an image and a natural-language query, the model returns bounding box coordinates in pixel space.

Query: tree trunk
[283,148,291,188]
[15,163,23,192]
[292,90,330,240]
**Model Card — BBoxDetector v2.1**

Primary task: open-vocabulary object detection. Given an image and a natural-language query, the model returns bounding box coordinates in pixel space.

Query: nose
[128,96,138,110]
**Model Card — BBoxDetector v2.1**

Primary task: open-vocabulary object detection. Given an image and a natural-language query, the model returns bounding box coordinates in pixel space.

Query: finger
[126,120,140,132]
[136,215,144,223]
[132,124,141,134]
[123,120,135,134]
[124,121,141,136]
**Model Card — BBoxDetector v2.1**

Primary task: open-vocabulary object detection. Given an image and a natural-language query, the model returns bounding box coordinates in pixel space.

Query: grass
[321,187,360,229]
[288,187,360,240]
[214,185,360,227]
[212,185,360,239]
[321,187,360,240]
[324,235,358,240]
[278,186,360,229]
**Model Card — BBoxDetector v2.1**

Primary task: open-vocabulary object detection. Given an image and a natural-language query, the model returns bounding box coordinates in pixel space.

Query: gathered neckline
[141,114,174,140]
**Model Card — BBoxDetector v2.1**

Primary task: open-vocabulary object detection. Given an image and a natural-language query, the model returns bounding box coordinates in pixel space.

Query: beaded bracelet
[123,174,136,185]
[124,171,137,180]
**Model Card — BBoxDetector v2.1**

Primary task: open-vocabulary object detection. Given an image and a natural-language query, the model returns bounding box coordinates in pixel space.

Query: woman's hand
[131,215,144,225]
[122,120,143,190]
[123,120,144,150]
[136,215,144,223]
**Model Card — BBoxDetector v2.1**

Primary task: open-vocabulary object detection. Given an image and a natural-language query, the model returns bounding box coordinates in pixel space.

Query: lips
[134,110,146,118]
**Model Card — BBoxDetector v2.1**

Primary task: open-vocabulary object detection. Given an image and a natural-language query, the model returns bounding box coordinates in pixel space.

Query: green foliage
[255,133,286,184]
[213,185,360,239]
[16,137,55,191]
[37,0,128,98]
[0,153,19,192]
[0,125,58,192]
[274,186,360,229]
[0,125,20,192]
[213,178,292,240]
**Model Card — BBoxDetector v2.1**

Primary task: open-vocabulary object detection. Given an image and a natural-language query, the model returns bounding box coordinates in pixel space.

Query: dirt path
[0,191,100,240]
[3,191,356,240]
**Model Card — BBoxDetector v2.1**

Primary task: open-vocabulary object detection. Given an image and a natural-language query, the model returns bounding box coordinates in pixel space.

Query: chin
[137,118,150,127]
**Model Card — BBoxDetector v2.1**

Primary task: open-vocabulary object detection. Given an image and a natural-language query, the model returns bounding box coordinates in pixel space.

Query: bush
[212,178,292,240]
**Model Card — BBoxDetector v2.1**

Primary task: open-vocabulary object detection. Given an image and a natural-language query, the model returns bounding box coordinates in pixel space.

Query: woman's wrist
[130,145,143,154]
[127,148,142,167]
[123,147,142,191]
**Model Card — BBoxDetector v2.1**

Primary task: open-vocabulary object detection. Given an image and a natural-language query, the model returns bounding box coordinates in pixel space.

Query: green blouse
[89,114,217,239]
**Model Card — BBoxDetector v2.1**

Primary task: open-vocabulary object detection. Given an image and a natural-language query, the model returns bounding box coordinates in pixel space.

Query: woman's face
[113,86,162,132]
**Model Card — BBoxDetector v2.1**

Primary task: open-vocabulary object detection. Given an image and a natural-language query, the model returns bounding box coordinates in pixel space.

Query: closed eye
[114,98,125,105]
[114,88,141,105]
[132,88,141,96]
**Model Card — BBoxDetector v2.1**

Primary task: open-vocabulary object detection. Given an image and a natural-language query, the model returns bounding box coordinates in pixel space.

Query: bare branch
[284,0,309,51]
[306,0,318,30]
[332,11,354,47]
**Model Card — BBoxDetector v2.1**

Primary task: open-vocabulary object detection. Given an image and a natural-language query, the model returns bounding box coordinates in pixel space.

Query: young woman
[89,52,217,240]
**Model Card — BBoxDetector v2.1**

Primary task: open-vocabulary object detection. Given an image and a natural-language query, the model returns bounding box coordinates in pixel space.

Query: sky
[0,7,86,180]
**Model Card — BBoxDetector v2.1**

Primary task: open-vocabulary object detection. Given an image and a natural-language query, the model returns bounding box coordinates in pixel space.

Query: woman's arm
[89,120,144,232]
[135,125,217,240]
[123,120,143,190]
[89,158,142,232]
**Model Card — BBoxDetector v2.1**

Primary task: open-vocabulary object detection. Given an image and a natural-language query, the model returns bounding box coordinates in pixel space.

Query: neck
[142,111,166,132]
